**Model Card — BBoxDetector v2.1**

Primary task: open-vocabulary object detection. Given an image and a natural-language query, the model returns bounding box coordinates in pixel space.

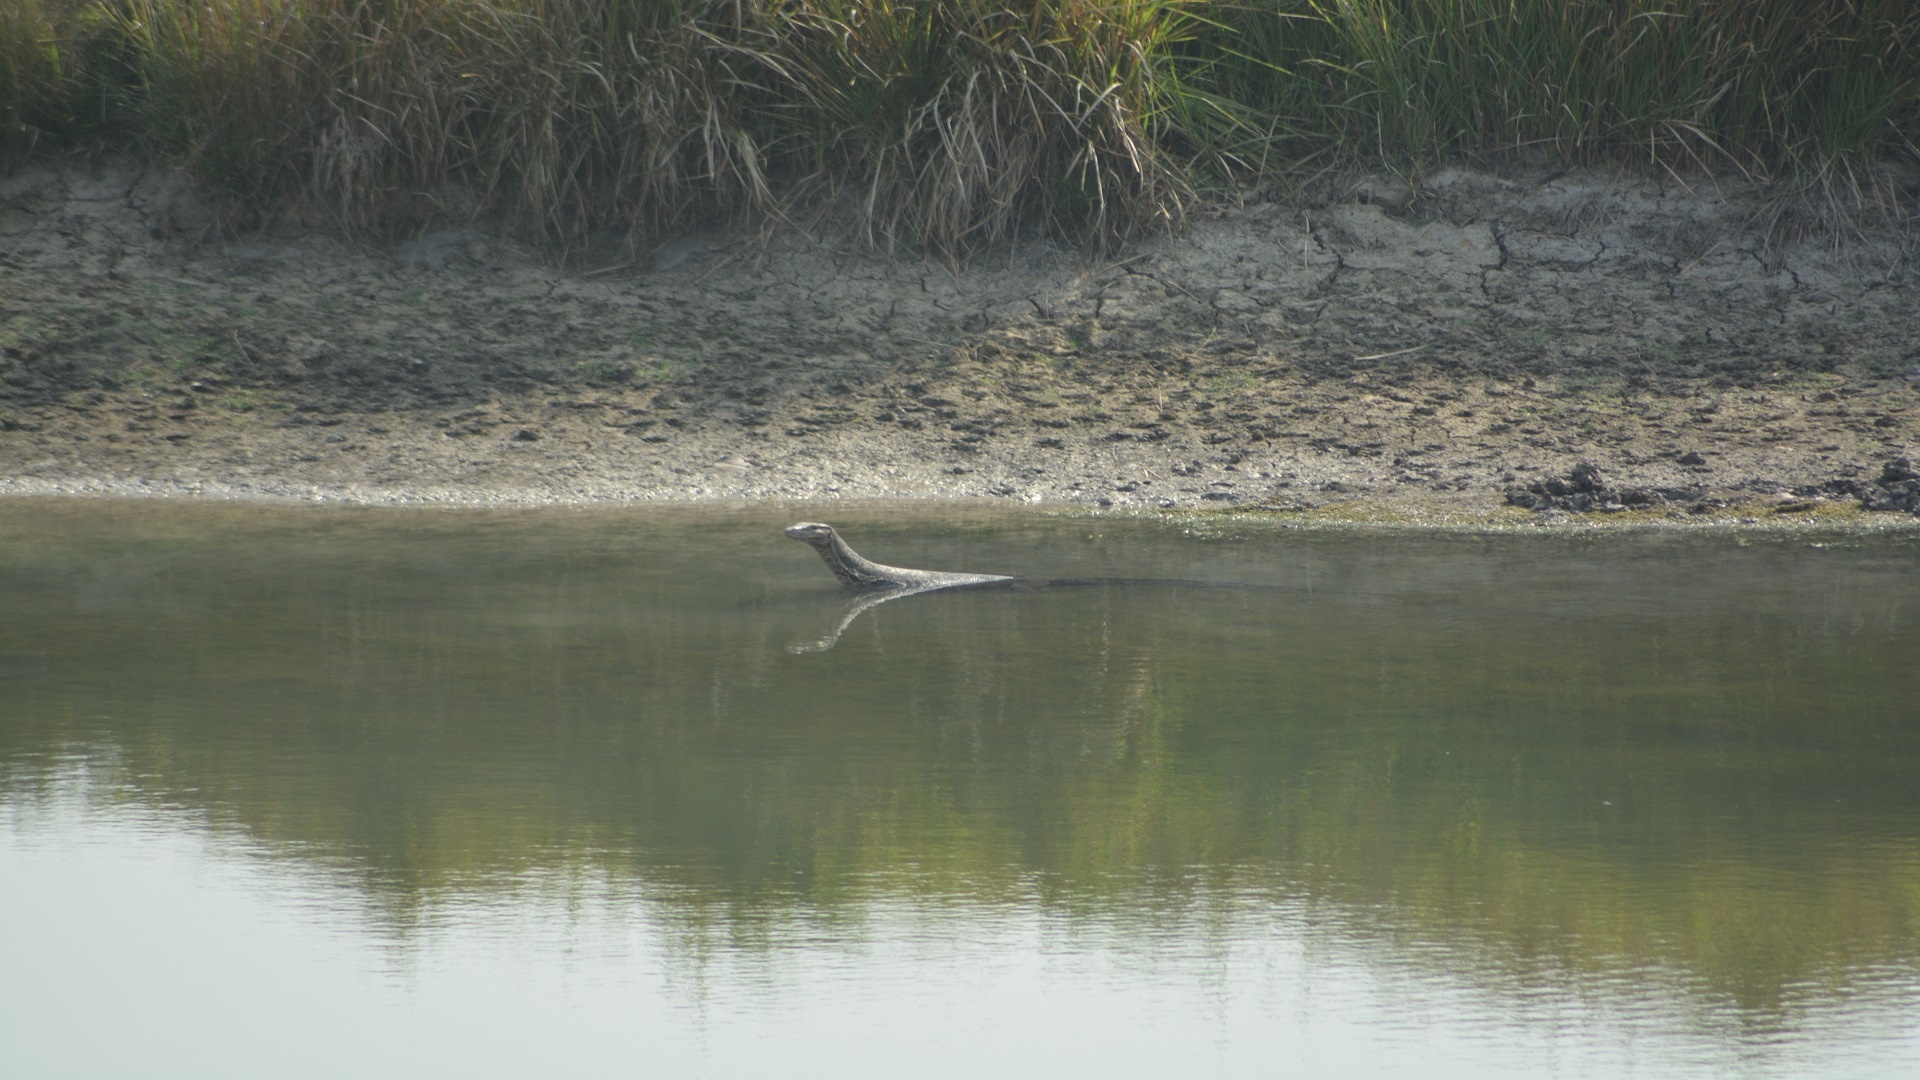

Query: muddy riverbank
[3,156,1917,524]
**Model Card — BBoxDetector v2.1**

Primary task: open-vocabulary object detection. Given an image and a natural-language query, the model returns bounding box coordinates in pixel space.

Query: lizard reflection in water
[784,522,1303,652]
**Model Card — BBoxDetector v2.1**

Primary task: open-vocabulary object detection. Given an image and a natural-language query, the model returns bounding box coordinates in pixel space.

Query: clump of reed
[748,0,1195,253]
[76,0,1195,252]
[3,1,1917,251]
[1207,1,1920,180]
[107,0,773,238]
[1,0,122,153]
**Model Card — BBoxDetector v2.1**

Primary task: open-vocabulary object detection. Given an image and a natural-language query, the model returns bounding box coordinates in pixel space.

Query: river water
[2,501,1917,1079]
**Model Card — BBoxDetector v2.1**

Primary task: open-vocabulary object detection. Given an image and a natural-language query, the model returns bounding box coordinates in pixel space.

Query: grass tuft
[748,0,1195,254]
[1,0,124,155]
[1203,1,1920,171]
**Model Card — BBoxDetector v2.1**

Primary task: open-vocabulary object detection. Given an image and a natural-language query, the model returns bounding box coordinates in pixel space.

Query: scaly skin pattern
[784,523,1013,591]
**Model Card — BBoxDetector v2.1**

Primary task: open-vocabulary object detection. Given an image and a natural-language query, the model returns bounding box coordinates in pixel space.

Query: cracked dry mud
[3,156,1918,523]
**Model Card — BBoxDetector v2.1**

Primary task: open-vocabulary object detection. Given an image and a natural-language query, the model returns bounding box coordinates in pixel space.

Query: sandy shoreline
[3,156,1917,526]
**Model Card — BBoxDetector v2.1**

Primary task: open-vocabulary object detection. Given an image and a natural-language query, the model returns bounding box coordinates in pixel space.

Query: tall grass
[108,0,771,236]
[748,1,1195,252]
[1205,0,1920,181]
[1,0,122,154]
[3,1,1917,250]
[81,0,1195,251]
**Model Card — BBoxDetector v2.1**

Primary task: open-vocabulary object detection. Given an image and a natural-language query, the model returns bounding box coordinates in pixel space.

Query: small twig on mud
[884,335,960,354]
[1677,241,1724,276]
[1089,252,1153,280]
[231,330,255,363]
[1352,344,1428,362]
[691,248,750,284]
[579,262,635,277]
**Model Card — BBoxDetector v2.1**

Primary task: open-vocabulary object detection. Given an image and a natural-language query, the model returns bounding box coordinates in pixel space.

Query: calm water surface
[2,501,1917,1079]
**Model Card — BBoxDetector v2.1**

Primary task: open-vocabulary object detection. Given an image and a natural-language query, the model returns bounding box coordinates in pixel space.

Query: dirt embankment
[3,156,1918,522]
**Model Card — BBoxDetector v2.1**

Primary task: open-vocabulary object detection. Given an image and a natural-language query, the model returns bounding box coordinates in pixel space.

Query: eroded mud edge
[3,156,1917,529]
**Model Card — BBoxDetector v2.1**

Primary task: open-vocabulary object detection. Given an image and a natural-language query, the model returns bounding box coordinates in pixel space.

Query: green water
[2,501,1917,1079]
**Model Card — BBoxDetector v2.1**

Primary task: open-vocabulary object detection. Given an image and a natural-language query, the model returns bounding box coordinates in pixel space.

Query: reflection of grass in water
[3,506,1917,1014]
[1222,495,1910,530]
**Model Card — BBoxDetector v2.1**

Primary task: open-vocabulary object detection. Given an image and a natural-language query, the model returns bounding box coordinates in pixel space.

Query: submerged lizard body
[783,522,1013,591]
[783,521,1304,652]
